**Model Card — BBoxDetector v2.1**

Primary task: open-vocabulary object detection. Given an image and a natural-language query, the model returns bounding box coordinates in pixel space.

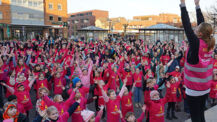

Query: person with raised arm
[100,78,127,122]
[180,0,215,122]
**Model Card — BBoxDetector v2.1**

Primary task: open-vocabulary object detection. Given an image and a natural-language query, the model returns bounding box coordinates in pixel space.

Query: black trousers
[0,83,4,108]
[167,102,175,114]
[186,94,208,122]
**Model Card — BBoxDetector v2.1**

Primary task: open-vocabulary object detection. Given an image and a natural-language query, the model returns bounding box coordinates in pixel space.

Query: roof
[138,24,184,31]
[68,9,108,16]
[78,26,108,31]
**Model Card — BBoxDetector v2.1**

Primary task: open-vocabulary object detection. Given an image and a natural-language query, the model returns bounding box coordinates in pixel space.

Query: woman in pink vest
[180,0,215,122]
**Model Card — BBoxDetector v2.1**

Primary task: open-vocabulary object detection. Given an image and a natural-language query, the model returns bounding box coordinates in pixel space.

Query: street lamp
[108,19,112,37]
[123,23,128,38]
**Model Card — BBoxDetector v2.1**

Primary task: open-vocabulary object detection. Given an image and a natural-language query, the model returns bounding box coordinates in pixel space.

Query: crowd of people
[0,0,216,122]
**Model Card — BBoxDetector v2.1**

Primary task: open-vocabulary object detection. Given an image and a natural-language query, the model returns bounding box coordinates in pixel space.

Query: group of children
[0,37,216,122]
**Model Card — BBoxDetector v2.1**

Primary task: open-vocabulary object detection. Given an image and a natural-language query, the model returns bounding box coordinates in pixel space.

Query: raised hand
[76,99,81,103]
[180,0,185,4]
[166,82,171,88]
[142,105,146,112]
[99,105,104,110]
[0,82,6,87]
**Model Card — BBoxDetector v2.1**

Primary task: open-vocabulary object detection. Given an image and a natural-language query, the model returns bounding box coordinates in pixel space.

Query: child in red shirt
[145,83,171,122]
[166,76,180,120]
[133,68,143,108]
[1,75,35,117]
[210,69,217,106]
[53,72,66,95]
[121,82,136,118]
[100,79,127,122]
[120,105,146,122]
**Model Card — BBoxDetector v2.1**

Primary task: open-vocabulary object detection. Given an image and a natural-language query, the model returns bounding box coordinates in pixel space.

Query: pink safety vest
[184,39,213,91]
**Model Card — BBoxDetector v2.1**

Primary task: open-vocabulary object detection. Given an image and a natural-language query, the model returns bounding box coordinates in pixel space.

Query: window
[71,15,75,18]
[81,19,84,23]
[29,14,34,19]
[173,18,178,23]
[17,0,22,4]
[0,0,2,5]
[28,1,32,6]
[0,12,2,19]
[75,20,78,24]
[58,17,62,22]
[49,15,53,21]
[33,2,37,7]
[84,19,89,23]
[58,4,62,10]
[48,3,53,9]
[11,0,16,4]
[38,1,43,7]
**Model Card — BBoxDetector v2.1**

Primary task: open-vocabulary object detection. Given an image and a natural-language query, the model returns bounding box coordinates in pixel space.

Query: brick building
[0,0,68,40]
[110,13,181,32]
[68,10,109,38]
[44,0,68,39]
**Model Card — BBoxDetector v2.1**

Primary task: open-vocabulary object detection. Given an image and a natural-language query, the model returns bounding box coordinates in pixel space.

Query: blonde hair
[38,87,49,97]
[198,22,215,51]
[53,94,61,102]
[46,106,58,115]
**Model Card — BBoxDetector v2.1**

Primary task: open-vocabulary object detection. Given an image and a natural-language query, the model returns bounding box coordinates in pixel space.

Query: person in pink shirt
[76,58,93,88]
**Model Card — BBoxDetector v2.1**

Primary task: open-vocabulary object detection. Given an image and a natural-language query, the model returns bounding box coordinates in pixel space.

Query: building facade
[68,10,109,38]
[0,0,68,40]
[44,0,68,39]
[110,13,181,32]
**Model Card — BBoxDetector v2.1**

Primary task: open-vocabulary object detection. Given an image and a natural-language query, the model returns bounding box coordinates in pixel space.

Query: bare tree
[206,0,217,33]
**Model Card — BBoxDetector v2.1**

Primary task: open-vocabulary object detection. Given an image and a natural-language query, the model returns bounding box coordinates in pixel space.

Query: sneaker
[135,103,139,108]
[138,103,142,107]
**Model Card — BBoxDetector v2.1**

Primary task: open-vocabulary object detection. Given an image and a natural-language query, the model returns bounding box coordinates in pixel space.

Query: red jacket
[53,77,66,95]
[133,72,143,87]
[146,88,171,122]
[121,92,134,117]
[167,82,181,102]
[43,92,75,115]
[160,55,170,65]
[119,61,133,86]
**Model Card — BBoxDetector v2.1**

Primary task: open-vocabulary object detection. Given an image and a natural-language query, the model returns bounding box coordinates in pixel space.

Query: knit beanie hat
[150,90,160,100]
[72,77,81,88]
[81,110,95,122]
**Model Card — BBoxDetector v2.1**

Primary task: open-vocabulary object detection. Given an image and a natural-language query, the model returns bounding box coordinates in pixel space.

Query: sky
[67,0,216,19]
